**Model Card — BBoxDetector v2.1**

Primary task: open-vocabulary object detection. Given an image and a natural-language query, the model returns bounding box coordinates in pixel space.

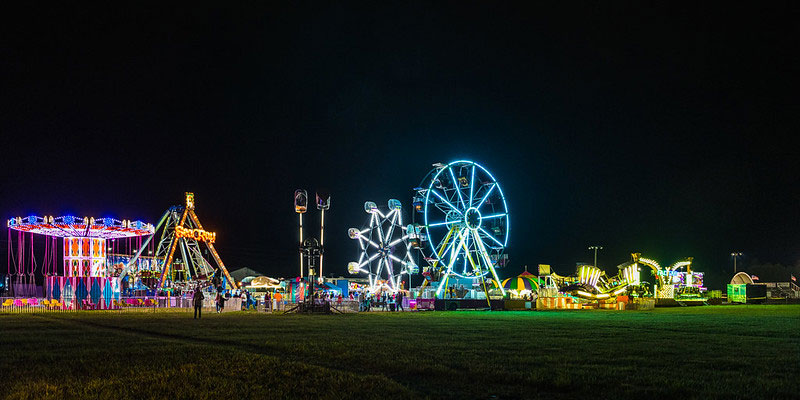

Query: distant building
[727,272,799,303]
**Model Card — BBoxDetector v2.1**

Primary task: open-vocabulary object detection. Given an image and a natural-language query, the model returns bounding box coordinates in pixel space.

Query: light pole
[294,190,308,278]
[588,245,603,269]
[731,252,742,273]
[316,192,330,283]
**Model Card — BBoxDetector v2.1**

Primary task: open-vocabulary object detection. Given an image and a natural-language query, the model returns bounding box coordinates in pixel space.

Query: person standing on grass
[193,287,204,319]
[396,291,404,312]
[215,292,222,313]
[265,291,272,312]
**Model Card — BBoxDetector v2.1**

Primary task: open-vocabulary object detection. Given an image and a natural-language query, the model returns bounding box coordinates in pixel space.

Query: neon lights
[349,200,415,292]
[464,207,481,230]
[174,226,216,243]
[577,265,602,287]
[7,215,154,239]
[418,160,509,282]
[186,192,195,210]
[429,189,463,215]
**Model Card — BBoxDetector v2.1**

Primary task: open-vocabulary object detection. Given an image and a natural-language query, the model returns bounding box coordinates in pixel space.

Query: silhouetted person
[396,291,404,311]
[193,288,204,319]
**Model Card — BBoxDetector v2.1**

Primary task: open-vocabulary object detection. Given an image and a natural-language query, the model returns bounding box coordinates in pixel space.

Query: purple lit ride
[6,215,154,307]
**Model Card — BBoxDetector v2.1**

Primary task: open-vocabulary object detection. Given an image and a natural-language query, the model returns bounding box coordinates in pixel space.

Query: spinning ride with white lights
[414,160,508,297]
[348,200,417,292]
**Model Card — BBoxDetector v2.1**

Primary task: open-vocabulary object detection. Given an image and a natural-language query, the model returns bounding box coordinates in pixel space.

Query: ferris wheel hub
[464,207,482,230]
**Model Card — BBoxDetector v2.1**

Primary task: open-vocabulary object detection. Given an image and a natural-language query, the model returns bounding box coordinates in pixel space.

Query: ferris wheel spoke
[388,234,408,247]
[358,252,381,269]
[375,220,384,245]
[385,210,399,244]
[475,183,496,209]
[388,254,405,264]
[375,260,383,280]
[468,164,476,207]
[358,235,382,250]
[426,220,450,228]
[429,189,463,215]
[459,230,481,276]
[480,213,507,221]
[357,251,365,265]
[478,227,505,248]
[384,259,395,288]
[449,167,465,208]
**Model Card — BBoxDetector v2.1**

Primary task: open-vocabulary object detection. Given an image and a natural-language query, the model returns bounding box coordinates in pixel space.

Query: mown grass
[1,306,798,399]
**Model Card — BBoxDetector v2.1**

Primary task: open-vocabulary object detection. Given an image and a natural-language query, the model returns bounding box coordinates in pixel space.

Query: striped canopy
[502,276,539,291]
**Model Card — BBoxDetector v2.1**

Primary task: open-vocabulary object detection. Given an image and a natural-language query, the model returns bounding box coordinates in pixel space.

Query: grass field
[1,306,798,400]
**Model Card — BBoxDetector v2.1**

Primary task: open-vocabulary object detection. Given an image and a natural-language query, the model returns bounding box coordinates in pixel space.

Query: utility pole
[588,245,603,269]
[731,252,742,273]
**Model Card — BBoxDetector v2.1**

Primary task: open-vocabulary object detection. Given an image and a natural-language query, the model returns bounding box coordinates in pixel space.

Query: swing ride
[6,215,154,305]
[347,199,418,292]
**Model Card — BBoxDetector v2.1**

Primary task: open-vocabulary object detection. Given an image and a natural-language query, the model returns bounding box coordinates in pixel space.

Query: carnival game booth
[7,215,154,309]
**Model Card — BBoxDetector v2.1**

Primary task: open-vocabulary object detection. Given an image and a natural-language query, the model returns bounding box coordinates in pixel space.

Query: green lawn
[1,306,798,399]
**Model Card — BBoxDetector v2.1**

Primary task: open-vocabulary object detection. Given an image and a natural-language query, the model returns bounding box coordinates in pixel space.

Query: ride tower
[122,193,237,292]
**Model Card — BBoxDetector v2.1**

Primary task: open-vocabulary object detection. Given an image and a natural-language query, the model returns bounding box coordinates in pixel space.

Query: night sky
[1,2,797,289]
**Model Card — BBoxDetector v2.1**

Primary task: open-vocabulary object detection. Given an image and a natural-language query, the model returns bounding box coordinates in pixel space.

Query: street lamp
[731,252,743,273]
[588,245,603,269]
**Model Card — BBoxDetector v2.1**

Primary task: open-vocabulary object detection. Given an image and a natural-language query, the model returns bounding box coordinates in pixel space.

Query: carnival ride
[541,253,706,303]
[288,189,337,313]
[413,160,509,299]
[294,189,330,281]
[6,214,154,305]
[347,200,418,292]
[120,192,237,292]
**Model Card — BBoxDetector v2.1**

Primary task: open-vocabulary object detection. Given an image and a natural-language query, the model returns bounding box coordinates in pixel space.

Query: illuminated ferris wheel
[414,160,509,297]
[348,200,418,292]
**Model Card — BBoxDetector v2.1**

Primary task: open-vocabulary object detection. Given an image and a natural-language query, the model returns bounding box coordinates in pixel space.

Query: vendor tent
[229,267,263,283]
[501,275,540,291]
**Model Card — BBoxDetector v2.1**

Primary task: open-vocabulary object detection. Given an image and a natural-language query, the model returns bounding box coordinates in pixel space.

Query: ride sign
[175,226,216,243]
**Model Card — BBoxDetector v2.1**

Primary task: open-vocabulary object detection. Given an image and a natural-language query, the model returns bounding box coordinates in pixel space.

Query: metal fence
[2,296,412,314]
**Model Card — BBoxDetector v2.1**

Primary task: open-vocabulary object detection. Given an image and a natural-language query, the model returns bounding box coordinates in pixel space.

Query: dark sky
[1,2,797,289]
